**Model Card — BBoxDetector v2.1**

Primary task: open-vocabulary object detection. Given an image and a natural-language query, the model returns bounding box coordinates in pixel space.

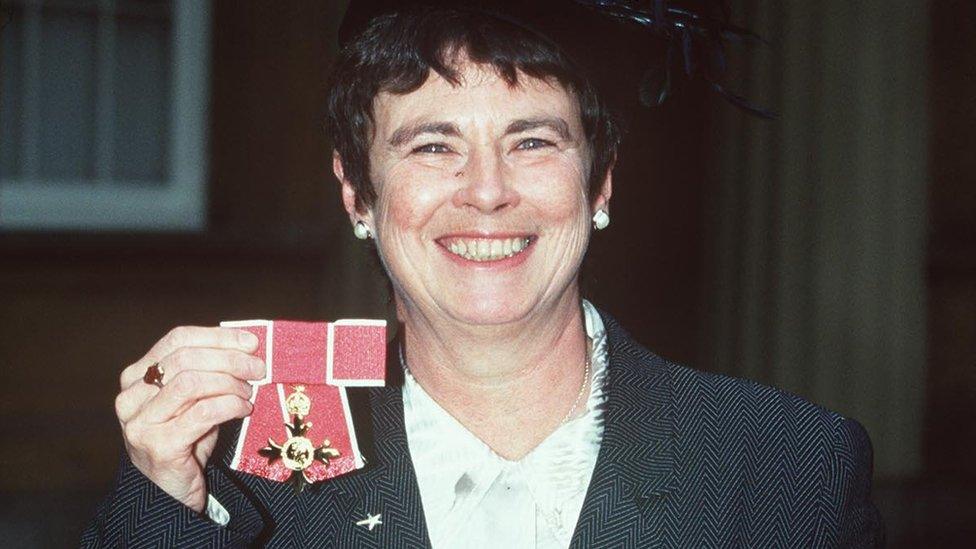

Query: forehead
[371,63,582,135]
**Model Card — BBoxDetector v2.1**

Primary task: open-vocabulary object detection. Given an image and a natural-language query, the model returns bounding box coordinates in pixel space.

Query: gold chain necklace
[560,342,592,424]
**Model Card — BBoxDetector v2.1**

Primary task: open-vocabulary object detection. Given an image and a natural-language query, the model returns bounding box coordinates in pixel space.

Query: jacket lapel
[327,347,432,548]
[570,310,677,548]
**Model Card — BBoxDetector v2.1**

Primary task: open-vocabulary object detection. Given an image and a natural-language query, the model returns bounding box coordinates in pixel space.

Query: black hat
[338,0,771,117]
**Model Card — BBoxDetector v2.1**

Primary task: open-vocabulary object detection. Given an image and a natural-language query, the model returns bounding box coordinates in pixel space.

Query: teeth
[444,237,531,262]
[489,240,503,259]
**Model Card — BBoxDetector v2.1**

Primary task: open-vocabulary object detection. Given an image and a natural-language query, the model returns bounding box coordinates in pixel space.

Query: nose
[452,149,520,213]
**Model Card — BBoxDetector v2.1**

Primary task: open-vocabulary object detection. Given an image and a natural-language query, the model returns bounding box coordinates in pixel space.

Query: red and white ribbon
[218,319,386,483]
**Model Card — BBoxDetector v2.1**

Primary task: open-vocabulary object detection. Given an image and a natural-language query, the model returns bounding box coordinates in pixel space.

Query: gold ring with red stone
[143,362,165,388]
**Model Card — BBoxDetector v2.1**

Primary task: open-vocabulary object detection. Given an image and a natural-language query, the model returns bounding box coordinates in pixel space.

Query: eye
[515,138,555,151]
[411,143,452,154]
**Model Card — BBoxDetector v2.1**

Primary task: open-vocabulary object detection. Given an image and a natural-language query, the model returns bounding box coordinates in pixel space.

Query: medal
[219,319,387,491]
[259,387,342,493]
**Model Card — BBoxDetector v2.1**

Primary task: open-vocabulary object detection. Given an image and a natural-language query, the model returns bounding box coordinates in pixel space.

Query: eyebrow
[388,121,461,148]
[386,116,574,148]
[505,117,572,141]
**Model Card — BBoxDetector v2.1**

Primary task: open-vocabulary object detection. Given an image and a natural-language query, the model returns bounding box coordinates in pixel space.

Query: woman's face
[341,62,611,327]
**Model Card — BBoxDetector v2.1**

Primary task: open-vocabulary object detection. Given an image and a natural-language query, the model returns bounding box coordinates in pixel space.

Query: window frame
[0,0,210,232]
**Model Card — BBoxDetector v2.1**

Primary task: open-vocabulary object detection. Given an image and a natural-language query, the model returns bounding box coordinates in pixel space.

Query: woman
[84,2,883,547]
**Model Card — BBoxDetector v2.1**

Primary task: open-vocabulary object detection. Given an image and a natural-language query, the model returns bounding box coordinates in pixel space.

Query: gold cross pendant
[258,389,341,494]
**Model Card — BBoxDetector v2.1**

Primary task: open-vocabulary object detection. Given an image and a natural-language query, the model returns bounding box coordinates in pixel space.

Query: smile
[439,236,532,262]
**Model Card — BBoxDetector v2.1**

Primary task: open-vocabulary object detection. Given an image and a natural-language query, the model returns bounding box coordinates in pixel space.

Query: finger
[120,326,260,388]
[141,370,254,423]
[166,394,253,448]
[115,383,160,424]
[121,346,265,390]
[149,326,260,362]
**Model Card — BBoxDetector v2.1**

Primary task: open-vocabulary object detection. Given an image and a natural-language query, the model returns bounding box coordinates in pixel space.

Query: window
[0,0,210,231]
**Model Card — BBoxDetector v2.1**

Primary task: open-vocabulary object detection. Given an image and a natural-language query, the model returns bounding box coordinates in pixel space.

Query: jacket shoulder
[600,310,883,544]
[601,309,848,440]
[669,359,848,434]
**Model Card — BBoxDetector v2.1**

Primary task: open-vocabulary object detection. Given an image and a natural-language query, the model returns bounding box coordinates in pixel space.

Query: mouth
[436,235,533,263]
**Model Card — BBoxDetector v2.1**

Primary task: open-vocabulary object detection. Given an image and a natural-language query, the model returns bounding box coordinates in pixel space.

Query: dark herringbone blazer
[82,311,884,548]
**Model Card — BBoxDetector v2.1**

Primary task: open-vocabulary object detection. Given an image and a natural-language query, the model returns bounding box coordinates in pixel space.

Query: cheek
[522,160,590,222]
[373,168,445,238]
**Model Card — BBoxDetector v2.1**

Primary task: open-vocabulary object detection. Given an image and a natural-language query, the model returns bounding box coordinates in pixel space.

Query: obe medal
[258,386,341,493]
[219,319,386,487]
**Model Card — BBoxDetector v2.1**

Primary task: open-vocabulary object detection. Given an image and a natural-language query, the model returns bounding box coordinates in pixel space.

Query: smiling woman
[349,63,604,336]
[82,2,884,548]
[326,6,620,215]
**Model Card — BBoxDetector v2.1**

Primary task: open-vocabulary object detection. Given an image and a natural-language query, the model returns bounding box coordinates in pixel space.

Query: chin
[441,293,538,327]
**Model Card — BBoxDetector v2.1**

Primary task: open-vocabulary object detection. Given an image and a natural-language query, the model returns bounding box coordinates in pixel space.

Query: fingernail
[239,331,258,348]
[254,359,267,379]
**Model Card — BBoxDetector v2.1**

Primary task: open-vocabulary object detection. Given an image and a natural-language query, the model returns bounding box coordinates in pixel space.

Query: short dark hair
[325,7,621,213]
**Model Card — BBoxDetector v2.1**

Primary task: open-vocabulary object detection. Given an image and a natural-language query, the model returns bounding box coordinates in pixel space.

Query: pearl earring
[592,209,610,230]
[353,220,372,240]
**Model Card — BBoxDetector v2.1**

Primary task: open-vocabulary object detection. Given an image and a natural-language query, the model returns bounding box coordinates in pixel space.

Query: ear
[591,156,614,214]
[333,150,372,225]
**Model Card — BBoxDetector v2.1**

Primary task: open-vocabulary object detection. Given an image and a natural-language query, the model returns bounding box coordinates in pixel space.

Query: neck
[398,290,590,460]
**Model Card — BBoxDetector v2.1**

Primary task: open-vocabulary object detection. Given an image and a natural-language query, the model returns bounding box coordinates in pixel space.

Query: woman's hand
[115,327,265,513]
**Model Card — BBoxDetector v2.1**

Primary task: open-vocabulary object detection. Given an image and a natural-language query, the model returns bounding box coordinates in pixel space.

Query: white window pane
[1,0,209,231]
[0,6,25,178]
[38,6,98,180]
[113,7,172,182]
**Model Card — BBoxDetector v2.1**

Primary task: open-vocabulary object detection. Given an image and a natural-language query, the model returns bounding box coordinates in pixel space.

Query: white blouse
[403,300,608,549]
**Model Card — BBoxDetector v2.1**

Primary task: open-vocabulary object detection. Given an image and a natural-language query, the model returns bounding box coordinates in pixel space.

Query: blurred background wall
[0,1,972,546]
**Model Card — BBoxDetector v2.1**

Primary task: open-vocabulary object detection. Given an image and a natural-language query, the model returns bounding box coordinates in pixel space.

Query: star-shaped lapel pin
[355,513,383,531]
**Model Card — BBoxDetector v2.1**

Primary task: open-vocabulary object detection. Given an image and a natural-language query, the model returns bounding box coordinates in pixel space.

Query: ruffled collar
[402,300,608,546]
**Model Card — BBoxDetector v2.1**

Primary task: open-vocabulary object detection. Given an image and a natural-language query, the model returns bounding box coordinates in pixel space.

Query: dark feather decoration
[574,0,775,118]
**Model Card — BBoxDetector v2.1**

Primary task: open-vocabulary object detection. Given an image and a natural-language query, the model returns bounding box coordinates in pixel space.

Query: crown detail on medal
[285,385,312,417]
[258,387,341,493]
